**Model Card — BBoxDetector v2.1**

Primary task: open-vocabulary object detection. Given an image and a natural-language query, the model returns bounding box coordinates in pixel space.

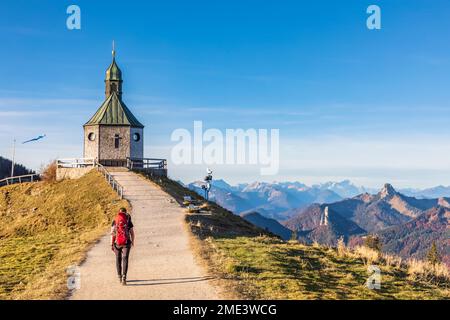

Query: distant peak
[380,183,397,198]
[437,197,450,209]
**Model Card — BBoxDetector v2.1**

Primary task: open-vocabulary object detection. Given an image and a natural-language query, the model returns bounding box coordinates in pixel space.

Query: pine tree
[427,242,441,266]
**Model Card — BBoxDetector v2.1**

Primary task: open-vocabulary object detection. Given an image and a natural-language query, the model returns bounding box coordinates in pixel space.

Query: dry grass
[40,161,57,183]
[0,171,128,299]
[354,246,380,265]
[336,241,448,287]
[407,259,450,285]
[337,237,347,258]
[383,253,403,269]
[312,241,321,248]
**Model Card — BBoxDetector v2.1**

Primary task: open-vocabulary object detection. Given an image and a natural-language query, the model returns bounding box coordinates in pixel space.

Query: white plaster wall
[83,126,100,159]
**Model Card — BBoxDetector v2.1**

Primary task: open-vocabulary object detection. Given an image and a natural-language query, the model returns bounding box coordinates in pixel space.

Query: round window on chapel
[133,133,141,142]
[88,132,96,141]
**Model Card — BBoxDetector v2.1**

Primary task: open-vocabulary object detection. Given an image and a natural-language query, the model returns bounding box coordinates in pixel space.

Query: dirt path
[71,170,220,300]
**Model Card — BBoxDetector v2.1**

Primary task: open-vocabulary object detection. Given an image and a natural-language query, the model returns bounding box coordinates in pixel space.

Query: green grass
[142,174,450,300]
[210,237,449,300]
[0,171,128,299]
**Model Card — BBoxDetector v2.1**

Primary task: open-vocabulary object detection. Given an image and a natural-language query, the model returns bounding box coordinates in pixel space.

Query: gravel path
[71,170,220,300]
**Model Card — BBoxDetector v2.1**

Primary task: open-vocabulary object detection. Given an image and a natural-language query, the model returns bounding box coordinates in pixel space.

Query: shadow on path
[126,276,215,287]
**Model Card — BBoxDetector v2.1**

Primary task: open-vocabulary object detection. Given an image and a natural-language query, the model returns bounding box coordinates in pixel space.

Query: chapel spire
[105,41,123,98]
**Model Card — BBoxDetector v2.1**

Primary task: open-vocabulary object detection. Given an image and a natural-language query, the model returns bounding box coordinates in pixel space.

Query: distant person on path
[111,208,135,285]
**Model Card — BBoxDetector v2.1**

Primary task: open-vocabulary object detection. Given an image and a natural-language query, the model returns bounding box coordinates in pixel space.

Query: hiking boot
[121,276,127,286]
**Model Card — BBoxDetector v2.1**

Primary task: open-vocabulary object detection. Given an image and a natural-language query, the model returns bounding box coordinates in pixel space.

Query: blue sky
[1,0,450,188]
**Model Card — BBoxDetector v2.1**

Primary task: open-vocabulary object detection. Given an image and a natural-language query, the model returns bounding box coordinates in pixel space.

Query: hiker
[111,208,135,285]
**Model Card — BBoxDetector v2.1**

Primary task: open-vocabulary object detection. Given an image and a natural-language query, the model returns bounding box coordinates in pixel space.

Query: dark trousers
[114,245,131,277]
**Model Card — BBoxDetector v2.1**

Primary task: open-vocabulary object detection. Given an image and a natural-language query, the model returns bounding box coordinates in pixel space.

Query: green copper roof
[105,58,122,81]
[84,92,144,128]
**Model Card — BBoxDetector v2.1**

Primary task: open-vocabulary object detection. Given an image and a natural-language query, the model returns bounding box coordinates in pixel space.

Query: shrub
[40,161,57,183]
[364,234,382,252]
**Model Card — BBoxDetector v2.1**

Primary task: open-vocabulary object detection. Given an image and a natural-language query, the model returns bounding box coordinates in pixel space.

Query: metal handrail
[57,158,96,168]
[96,163,124,199]
[0,174,40,187]
[126,157,167,170]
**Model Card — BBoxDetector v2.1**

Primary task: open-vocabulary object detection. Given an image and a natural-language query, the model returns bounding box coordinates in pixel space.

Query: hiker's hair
[120,208,127,213]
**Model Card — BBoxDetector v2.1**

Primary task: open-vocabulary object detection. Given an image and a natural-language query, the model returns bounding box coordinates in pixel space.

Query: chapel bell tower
[83,43,144,166]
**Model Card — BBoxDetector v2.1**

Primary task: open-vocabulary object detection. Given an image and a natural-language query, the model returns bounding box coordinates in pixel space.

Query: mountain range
[400,186,450,199]
[285,184,439,233]
[187,179,450,220]
[187,179,449,267]
[187,180,343,220]
[284,184,449,266]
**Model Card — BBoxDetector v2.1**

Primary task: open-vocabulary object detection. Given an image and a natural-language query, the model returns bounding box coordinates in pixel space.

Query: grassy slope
[0,171,128,299]
[143,174,450,300]
[212,237,449,299]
